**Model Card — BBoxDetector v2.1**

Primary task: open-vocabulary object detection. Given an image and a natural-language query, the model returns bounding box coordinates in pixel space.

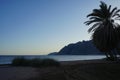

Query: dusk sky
[1,0,120,55]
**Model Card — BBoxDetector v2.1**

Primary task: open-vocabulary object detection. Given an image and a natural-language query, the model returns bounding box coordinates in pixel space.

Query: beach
[0,59,120,80]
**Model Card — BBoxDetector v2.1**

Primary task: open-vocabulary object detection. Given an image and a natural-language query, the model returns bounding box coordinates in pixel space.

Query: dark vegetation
[85,1,120,61]
[12,57,60,67]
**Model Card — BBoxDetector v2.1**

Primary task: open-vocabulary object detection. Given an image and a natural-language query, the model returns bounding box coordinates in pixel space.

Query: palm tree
[84,1,120,60]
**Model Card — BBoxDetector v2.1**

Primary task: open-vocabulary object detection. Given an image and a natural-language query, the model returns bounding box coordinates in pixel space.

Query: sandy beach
[0,59,120,80]
[0,66,38,80]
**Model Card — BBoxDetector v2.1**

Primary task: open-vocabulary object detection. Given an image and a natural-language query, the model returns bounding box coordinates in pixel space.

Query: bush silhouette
[12,58,60,67]
[41,59,60,67]
[29,58,42,67]
[12,57,30,66]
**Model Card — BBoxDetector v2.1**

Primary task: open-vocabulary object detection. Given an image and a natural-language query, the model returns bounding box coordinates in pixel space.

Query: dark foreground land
[0,59,120,80]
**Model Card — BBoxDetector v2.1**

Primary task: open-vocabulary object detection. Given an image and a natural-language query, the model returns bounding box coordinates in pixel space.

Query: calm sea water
[0,55,105,64]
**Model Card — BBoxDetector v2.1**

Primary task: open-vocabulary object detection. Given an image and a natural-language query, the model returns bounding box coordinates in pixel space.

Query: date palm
[85,1,120,60]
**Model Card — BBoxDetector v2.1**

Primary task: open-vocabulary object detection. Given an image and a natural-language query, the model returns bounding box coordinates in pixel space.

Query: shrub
[12,58,60,67]
[41,59,60,67]
[12,57,30,66]
[29,58,42,67]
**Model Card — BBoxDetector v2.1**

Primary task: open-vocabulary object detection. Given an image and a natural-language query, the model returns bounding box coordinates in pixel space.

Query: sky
[0,0,120,55]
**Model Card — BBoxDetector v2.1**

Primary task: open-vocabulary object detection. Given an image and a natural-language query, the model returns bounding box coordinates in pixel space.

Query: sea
[0,55,105,64]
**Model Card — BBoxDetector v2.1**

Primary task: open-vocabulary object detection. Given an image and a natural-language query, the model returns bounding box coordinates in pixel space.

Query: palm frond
[100,1,108,14]
[88,23,100,33]
[114,23,120,28]
[108,5,111,13]
[110,7,117,15]
[87,13,104,19]
[115,14,120,20]
[113,14,120,18]
[89,17,103,21]
[84,19,101,25]
[112,9,120,17]
[100,1,106,10]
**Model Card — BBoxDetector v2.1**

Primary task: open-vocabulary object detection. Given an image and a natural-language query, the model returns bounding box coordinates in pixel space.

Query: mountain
[49,40,104,55]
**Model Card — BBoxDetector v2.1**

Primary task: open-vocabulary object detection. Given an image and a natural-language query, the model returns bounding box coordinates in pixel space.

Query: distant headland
[49,40,104,55]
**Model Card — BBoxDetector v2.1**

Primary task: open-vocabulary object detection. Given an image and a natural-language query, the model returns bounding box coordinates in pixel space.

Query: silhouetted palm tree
[85,1,120,60]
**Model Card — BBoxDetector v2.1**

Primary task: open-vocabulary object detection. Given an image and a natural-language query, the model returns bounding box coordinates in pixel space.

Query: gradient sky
[0,0,120,55]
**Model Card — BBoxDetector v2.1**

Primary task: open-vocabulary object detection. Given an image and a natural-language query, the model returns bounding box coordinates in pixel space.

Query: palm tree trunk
[108,51,115,61]
[105,52,110,60]
[112,49,117,60]
[116,43,120,58]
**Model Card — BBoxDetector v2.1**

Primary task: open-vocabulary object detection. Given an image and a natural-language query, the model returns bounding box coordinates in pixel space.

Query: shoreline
[60,58,120,65]
[0,58,106,66]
